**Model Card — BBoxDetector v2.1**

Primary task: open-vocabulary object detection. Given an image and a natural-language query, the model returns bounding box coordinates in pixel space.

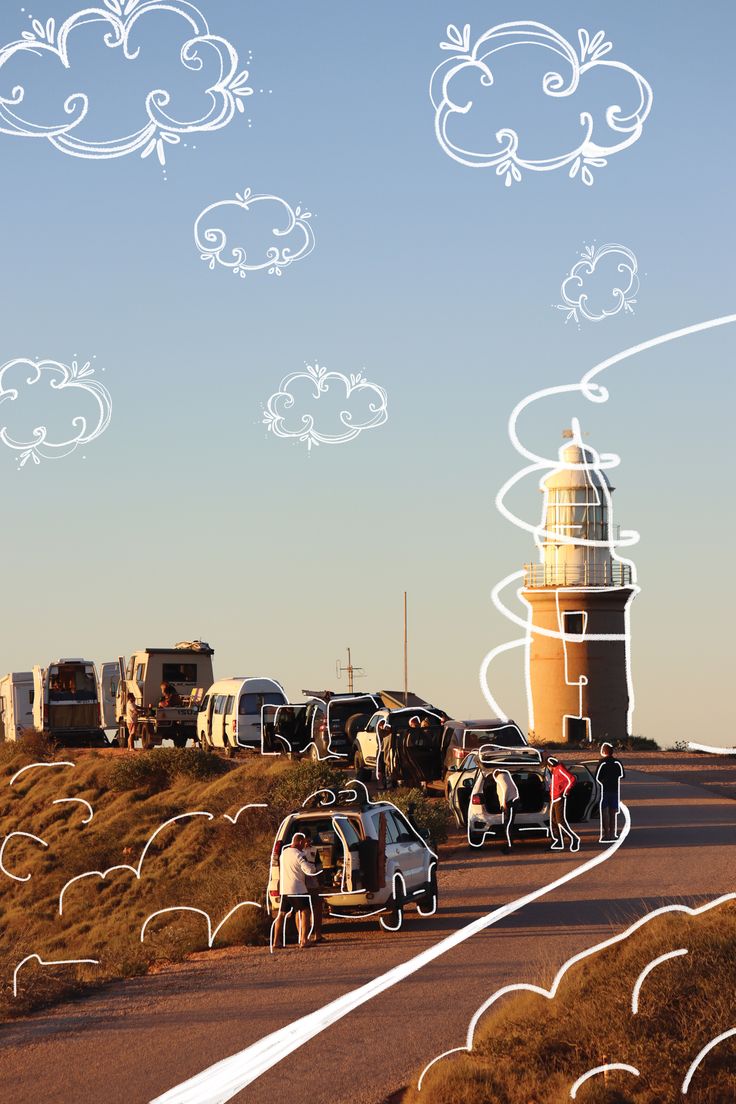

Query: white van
[0,672,35,742]
[197,677,288,750]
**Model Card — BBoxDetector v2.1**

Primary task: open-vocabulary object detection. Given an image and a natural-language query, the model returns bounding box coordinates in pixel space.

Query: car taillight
[471,794,482,805]
[273,841,283,859]
[269,890,280,897]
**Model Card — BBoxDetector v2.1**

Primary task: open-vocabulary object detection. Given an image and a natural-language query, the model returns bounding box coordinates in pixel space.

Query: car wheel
[379,876,405,932]
[468,827,485,847]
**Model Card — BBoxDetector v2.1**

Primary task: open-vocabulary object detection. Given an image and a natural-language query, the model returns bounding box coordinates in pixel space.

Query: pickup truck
[101,642,215,748]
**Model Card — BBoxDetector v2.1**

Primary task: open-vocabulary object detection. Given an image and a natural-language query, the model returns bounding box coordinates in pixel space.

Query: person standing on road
[303,831,325,943]
[271,832,317,951]
[596,742,625,842]
[125,693,139,751]
[493,768,520,853]
[547,756,580,852]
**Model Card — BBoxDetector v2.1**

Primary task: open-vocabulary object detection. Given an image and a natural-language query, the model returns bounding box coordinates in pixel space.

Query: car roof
[288,800,397,820]
[478,747,543,767]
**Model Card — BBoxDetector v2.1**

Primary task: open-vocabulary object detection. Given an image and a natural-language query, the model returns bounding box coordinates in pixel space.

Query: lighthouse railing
[523,562,633,587]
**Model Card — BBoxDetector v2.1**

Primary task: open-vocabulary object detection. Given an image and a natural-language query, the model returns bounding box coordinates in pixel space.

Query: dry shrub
[0,748,292,1020]
[406,902,736,1104]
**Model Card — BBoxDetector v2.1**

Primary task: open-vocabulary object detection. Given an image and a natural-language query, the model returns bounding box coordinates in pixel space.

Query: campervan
[104,642,215,748]
[197,677,288,750]
[32,659,106,745]
[0,672,34,742]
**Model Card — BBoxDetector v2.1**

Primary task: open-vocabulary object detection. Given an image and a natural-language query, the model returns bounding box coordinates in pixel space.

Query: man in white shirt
[271,832,318,950]
[493,768,521,853]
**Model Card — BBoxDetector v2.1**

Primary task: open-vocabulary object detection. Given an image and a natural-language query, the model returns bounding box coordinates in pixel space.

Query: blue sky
[0,0,733,745]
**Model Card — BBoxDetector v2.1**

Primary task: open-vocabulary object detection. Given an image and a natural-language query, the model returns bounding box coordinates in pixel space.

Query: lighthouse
[521,428,638,745]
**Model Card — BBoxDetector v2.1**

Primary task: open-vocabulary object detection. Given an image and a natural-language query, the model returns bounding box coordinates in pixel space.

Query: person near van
[271,832,318,950]
[493,768,520,853]
[596,743,625,842]
[303,831,325,942]
[547,756,580,852]
[376,720,396,788]
[125,693,139,751]
[401,715,425,788]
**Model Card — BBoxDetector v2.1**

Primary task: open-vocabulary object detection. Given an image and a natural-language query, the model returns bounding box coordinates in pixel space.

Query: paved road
[2,766,734,1104]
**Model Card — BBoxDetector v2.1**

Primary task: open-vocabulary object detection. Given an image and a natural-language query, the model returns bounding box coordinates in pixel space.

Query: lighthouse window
[564,612,585,635]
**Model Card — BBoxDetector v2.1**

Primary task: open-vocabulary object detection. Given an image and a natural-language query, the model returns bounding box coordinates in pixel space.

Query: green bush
[268,759,348,815]
[616,735,659,751]
[376,787,450,845]
[108,748,229,792]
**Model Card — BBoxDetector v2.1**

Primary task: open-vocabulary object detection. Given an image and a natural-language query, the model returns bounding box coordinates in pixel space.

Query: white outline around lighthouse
[483,416,640,745]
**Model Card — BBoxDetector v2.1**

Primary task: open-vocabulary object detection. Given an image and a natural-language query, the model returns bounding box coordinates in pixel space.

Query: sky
[0,0,734,746]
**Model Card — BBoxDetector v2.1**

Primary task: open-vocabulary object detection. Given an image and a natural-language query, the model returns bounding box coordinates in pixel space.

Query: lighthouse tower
[521,429,638,745]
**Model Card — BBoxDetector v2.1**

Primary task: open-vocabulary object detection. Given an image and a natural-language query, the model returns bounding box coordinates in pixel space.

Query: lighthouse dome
[542,443,614,492]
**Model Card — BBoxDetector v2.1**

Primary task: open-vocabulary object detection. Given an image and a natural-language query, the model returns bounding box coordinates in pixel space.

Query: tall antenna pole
[403,591,408,706]
[347,647,353,694]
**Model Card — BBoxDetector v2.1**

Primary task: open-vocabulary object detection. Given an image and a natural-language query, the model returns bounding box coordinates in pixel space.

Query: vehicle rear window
[335,817,361,848]
[48,666,97,703]
[239,692,286,715]
[162,663,198,684]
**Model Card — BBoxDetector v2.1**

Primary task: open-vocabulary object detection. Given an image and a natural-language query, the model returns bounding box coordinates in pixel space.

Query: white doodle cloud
[558,243,639,324]
[195,189,315,278]
[430,22,653,185]
[0,0,252,165]
[0,358,112,467]
[263,364,388,450]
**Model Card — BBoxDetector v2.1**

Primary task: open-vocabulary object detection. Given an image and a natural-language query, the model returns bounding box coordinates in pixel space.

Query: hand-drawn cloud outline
[0,0,253,165]
[430,22,653,186]
[558,243,639,324]
[263,364,389,450]
[0,358,112,467]
[195,189,315,278]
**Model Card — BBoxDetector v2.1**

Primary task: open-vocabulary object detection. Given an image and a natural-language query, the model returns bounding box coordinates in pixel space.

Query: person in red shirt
[546,756,580,852]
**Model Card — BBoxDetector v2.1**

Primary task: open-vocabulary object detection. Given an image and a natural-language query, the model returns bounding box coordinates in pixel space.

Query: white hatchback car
[456,749,599,847]
[267,795,438,931]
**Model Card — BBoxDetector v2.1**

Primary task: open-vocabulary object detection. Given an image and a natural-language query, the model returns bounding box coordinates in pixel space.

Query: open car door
[99,662,119,730]
[402,714,445,782]
[448,764,478,827]
[567,763,600,822]
[331,815,360,893]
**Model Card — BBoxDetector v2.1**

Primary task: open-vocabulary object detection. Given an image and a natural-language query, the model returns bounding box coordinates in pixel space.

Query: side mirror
[448,765,458,772]
[418,827,431,841]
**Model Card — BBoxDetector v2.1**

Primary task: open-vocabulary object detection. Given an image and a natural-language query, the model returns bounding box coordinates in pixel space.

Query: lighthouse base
[522,586,636,746]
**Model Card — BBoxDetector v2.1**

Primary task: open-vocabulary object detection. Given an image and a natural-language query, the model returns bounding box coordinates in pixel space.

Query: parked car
[261,701,323,757]
[353,706,446,782]
[197,677,287,751]
[441,718,527,775]
[452,748,599,846]
[267,796,438,931]
[304,693,382,759]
